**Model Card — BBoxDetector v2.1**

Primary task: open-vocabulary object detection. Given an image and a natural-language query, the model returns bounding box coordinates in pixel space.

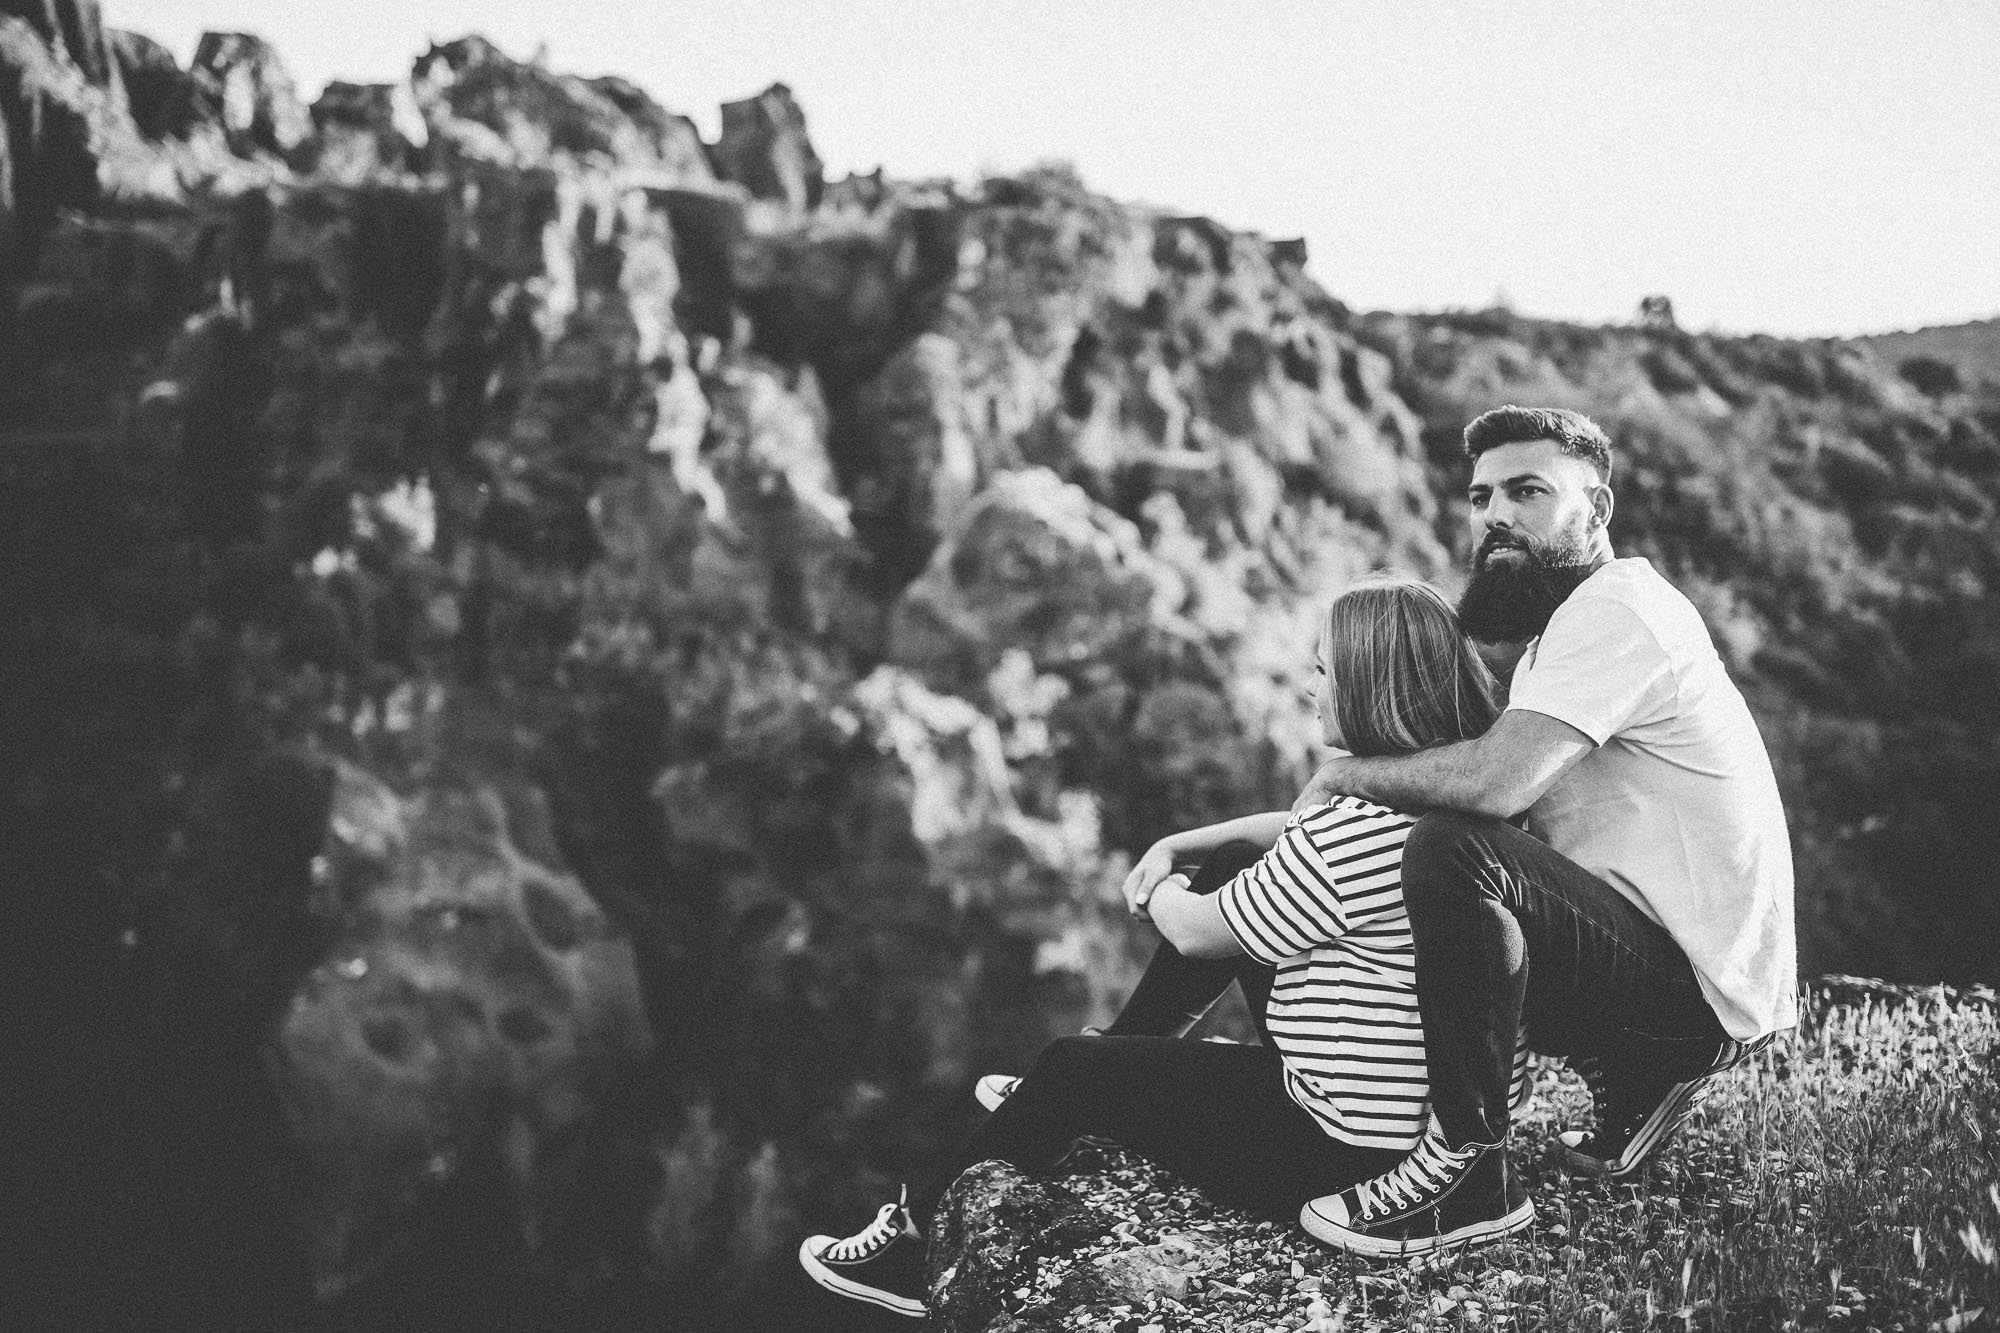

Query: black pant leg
[912,1036,1400,1224]
[1401,811,1729,1150]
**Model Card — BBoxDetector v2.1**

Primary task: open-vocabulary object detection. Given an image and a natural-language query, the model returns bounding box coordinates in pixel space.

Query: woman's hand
[1121,842,1180,920]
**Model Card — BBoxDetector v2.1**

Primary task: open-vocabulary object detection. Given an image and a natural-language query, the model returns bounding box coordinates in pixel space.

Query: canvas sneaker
[974,1073,1021,1112]
[1300,1119,1534,1258]
[973,1026,1243,1114]
[798,1188,927,1318]
[1559,1032,1775,1178]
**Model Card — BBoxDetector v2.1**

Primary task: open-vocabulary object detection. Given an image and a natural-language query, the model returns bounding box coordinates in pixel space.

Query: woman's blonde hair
[1325,578,1500,757]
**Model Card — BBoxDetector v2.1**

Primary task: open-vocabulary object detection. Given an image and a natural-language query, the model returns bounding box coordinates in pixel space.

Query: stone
[107,28,202,139]
[833,330,978,582]
[887,468,1171,693]
[271,760,654,1299]
[733,194,962,390]
[926,1160,1110,1333]
[710,81,822,210]
[1084,1231,1227,1303]
[307,80,424,181]
[191,31,312,159]
[2,0,111,86]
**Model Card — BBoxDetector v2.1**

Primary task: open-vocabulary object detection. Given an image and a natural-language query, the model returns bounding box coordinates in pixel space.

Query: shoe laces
[824,1196,912,1262]
[1353,1132,1479,1219]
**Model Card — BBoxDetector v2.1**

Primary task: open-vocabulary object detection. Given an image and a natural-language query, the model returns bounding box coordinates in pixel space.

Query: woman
[799,579,1527,1317]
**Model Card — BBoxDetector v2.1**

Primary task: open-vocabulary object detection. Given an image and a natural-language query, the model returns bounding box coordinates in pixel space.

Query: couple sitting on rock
[800,406,1798,1318]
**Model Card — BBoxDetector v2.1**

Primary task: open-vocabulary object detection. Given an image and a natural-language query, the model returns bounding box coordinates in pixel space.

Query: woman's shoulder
[1292,794,1419,837]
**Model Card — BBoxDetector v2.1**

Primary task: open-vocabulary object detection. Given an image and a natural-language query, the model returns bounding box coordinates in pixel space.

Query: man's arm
[1147,875,1245,959]
[1293,709,1595,819]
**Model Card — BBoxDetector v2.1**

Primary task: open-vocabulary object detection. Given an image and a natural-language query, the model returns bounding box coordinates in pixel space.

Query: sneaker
[1558,1033,1774,1178]
[971,1024,1104,1116]
[973,1073,1118,1155]
[798,1188,927,1317]
[1300,1120,1534,1258]
[974,1073,1020,1112]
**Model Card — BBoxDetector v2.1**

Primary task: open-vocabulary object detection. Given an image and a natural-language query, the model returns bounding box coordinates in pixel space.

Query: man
[1293,405,1797,1257]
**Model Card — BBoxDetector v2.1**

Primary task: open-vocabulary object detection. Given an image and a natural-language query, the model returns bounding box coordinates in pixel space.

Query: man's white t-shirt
[1506,557,1797,1040]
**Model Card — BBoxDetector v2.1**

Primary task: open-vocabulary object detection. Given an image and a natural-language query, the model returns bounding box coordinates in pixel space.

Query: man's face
[1466,438,1606,571]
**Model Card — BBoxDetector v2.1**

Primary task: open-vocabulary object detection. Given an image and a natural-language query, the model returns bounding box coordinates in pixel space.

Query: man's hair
[1463,405,1613,482]
[1325,578,1500,758]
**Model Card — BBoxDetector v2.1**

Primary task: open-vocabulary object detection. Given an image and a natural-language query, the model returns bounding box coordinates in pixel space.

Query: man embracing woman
[799,407,1796,1319]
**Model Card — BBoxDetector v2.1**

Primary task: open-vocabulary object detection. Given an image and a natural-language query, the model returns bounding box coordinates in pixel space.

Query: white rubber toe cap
[974,1074,1020,1112]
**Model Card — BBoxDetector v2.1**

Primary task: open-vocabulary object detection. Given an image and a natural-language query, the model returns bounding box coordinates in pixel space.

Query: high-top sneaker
[798,1188,927,1317]
[1559,1032,1775,1178]
[1301,1119,1534,1258]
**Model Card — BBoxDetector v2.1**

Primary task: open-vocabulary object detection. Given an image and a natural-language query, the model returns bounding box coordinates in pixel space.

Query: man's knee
[1408,804,1504,876]
[1402,810,1510,906]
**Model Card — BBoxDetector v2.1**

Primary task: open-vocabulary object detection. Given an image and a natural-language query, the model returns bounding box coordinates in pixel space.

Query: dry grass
[1038,986,1999,1332]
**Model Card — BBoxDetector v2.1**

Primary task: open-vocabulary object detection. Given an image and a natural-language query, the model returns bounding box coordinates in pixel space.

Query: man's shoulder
[1573,556,1678,604]
[1550,558,1698,637]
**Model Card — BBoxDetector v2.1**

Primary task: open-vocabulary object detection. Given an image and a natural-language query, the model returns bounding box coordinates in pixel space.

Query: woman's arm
[1120,810,1292,920]
[1148,876,1245,959]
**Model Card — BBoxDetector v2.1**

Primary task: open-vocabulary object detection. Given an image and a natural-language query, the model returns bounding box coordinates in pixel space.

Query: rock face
[927,1160,1111,1331]
[4,9,1998,1330]
[711,81,822,209]
[273,759,653,1299]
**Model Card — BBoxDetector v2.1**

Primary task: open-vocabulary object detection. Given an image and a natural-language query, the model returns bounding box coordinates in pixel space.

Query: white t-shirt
[1507,557,1797,1040]
[1217,797,1529,1149]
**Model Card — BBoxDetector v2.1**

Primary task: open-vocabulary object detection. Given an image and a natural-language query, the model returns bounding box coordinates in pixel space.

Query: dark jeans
[909,844,1410,1222]
[1402,811,1728,1150]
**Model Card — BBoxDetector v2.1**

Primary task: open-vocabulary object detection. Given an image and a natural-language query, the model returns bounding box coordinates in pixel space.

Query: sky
[129,1,2000,338]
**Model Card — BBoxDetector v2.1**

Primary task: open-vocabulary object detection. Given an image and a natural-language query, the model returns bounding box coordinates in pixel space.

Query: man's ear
[1590,483,1614,528]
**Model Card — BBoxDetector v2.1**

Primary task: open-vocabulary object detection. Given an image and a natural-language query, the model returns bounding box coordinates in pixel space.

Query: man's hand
[1121,842,1180,920]
[1292,756,1354,815]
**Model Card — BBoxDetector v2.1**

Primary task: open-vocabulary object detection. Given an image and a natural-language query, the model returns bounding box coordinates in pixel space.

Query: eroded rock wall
[5,9,1996,1329]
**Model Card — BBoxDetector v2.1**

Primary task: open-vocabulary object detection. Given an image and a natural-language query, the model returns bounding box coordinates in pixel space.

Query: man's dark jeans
[1403,811,1727,1150]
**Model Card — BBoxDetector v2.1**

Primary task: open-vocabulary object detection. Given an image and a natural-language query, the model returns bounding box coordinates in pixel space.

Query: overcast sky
[131,1,1999,338]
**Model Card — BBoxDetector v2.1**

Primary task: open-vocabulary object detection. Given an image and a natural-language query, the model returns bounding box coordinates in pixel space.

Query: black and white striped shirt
[1217,796,1528,1150]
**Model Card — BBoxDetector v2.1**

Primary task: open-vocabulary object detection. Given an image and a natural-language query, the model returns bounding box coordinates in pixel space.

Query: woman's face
[1314,624,1345,750]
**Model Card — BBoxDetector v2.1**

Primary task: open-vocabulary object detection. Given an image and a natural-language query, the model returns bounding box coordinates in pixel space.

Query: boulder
[412,34,712,183]
[734,197,963,390]
[886,468,1171,693]
[108,28,199,139]
[925,1160,1110,1333]
[832,330,978,582]
[710,81,822,210]
[307,80,424,181]
[1,0,111,86]
[191,31,312,160]
[0,11,173,247]
[271,760,655,1298]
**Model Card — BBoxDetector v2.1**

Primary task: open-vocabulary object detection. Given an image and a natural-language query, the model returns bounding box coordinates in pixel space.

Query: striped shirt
[1216,797,1528,1150]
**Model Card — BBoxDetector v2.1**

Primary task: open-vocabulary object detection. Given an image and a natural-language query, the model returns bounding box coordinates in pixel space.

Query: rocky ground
[912,980,1999,1333]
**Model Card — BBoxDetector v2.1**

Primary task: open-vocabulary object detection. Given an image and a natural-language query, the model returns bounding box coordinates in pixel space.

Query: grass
[1025,984,1999,1332]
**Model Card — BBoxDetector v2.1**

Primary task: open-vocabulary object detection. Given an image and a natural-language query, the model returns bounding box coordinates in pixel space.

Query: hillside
[3,6,1997,1328]
[1856,318,2000,396]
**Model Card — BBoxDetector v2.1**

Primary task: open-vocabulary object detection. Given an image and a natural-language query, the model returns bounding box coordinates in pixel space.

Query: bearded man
[1295,404,1797,1256]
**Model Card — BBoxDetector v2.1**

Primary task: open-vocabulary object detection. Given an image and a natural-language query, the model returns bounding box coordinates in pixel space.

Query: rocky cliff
[3,6,1996,1328]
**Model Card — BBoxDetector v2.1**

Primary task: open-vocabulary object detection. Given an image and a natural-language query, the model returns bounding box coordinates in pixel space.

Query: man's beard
[1456,530,1599,643]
